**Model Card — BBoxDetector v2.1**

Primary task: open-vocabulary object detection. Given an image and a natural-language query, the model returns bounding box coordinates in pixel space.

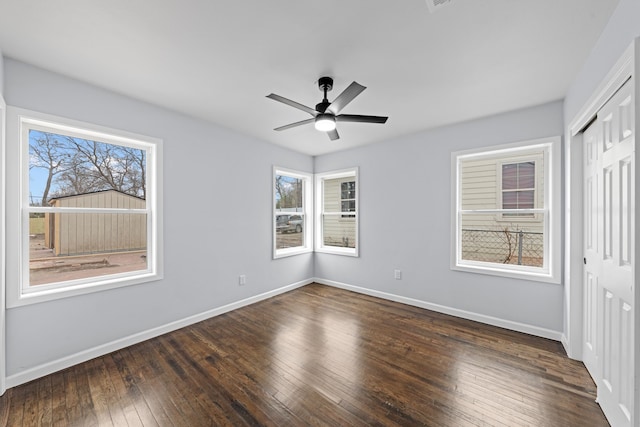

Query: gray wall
[4,59,314,377]
[0,53,4,95]
[314,101,565,333]
[564,0,640,123]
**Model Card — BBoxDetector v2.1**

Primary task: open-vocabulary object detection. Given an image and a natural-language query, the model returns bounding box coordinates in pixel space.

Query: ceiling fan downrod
[316,77,333,113]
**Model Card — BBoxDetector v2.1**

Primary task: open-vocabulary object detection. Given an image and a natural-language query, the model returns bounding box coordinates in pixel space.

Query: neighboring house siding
[45,190,147,256]
[323,177,356,248]
[460,151,544,265]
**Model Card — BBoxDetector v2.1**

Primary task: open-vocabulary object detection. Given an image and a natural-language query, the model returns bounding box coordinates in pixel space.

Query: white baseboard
[561,334,571,356]
[314,277,563,341]
[6,278,312,389]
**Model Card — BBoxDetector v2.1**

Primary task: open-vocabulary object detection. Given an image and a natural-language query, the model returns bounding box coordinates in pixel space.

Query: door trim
[0,94,5,396]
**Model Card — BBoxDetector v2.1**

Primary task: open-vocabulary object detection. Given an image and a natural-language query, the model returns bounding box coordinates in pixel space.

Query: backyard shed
[44,190,147,256]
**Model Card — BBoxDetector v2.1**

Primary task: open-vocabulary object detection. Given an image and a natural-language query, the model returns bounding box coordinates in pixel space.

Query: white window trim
[315,167,359,257]
[6,107,163,307]
[273,166,313,259]
[450,137,560,284]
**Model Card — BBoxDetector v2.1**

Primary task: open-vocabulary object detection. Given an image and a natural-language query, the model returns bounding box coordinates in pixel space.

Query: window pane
[29,130,147,206]
[322,215,356,248]
[341,181,356,199]
[275,174,306,252]
[341,200,356,212]
[518,162,535,188]
[502,164,518,190]
[502,192,518,210]
[502,190,535,210]
[517,190,534,207]
[460,213,543,267]
[275,175,304,210]
[30,212,148,286]
[275,213,305,249]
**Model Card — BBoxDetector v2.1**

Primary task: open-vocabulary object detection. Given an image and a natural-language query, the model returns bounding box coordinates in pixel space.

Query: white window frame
[315,167,359,257]
[451,137,560,284]
[6,107,163,307]
[273,166,313,259]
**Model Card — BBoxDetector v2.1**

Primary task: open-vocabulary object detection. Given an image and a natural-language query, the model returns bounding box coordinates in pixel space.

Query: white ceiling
[0,0,619,156]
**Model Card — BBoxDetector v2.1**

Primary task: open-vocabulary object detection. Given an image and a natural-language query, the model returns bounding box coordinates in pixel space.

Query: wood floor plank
[0,283,609,426]
[50,372,69,427]
[2,387,25,427]
[20,382,39,426]
[35,376,53,426]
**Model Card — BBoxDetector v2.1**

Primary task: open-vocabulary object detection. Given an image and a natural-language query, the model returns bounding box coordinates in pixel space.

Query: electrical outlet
[239,274,246,286]
[394,269,402,280]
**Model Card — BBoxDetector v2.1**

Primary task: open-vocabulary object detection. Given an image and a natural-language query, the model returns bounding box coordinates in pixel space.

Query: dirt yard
[275,230,303,249]
[29,234,147,286]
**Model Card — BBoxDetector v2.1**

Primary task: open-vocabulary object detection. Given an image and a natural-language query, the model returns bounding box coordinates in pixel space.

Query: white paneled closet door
[583,78,635,427]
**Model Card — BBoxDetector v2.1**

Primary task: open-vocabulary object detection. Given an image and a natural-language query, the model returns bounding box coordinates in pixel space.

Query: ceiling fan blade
[327,129,340,141]
[266,93,318,117]
[274,118,315,131]
[327,82,366,115]
[337,114,388,124]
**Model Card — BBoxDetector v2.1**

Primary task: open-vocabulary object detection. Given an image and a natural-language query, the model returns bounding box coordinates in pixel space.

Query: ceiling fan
[266,77,388,141]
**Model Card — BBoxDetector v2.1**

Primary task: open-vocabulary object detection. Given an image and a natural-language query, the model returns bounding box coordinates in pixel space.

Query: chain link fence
[461,228,543,267]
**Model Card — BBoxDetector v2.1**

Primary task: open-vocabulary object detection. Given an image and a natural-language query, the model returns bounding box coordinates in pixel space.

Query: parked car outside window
[276,214,303,233]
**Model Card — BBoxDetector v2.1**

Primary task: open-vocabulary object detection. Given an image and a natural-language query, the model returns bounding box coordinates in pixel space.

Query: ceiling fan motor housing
[318,76,333,92]
[316,101,331,113]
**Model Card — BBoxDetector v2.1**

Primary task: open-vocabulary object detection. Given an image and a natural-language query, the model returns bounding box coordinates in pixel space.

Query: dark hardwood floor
[0,283,608,426]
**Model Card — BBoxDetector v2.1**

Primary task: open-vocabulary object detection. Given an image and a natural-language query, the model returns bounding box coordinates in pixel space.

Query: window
[451,137,560,283]
[273,167,312,258]
[315,168,358,256]
[340,181,356,218]
[501,161,535,217]
[7,108,162,306]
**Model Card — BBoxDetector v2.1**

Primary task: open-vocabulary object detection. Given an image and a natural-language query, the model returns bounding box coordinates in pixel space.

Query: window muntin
[315,168,358,256]
[273,167,312,258]
[9,110,162,306]
[452,138,559,283]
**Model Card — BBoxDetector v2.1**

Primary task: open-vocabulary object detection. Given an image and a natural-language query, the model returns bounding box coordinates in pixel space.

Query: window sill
[273,247,313,259]
[451,261,560,284]
[7,270,163,308]
[316,246,359,257]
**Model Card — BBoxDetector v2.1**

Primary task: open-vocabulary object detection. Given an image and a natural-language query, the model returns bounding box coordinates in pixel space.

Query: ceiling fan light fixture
[314,114,336,131]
